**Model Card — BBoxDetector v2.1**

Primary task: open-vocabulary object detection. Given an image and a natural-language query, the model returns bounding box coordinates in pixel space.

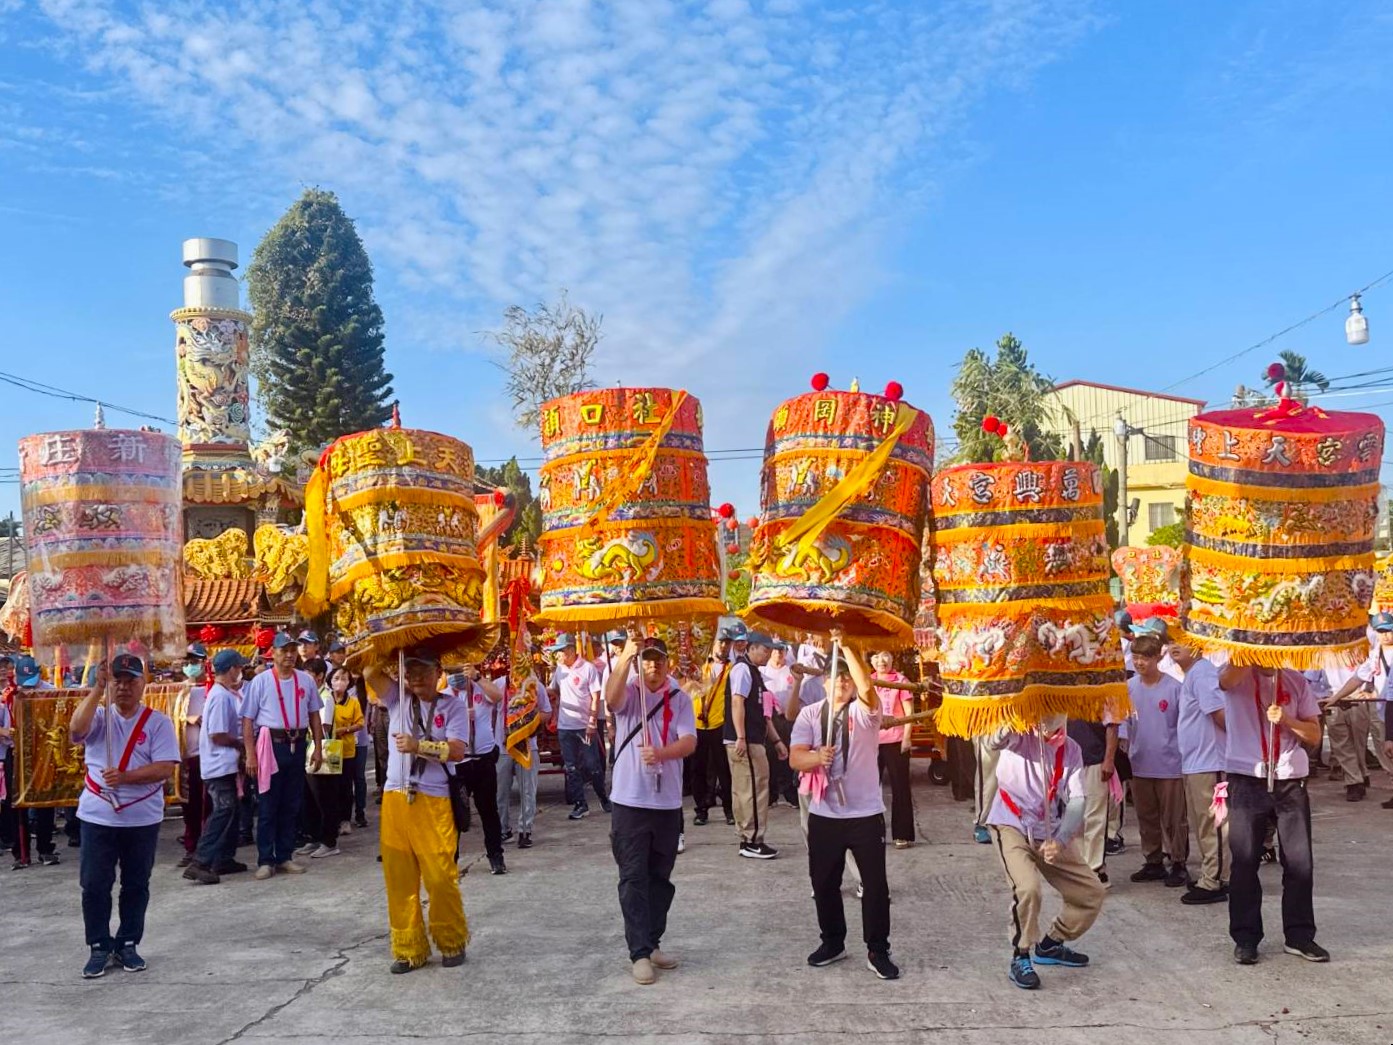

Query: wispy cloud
[26,0,1094,446]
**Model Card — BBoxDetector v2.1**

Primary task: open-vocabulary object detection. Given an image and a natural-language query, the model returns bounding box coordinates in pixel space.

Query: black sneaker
[354,817,368,829]
[725,814,736,826]
[1164,864,1190,888]
[1008,953,1041,989]
[1130,863,1167,883]
[1382,796,1393,810]
[38,853,61,867]
[1234,943,1259,965]
[1096,869,1110,886]
[739,842,778,860]
[501,830,514,843]
[441,950,467,968]
[807,943,848,967]
[183,862,220,885]
[1283,940,1330,963]
[1181,885,1227,905]
[114,944,146,972]
[568,804,589,821]
[82,946,112,979]
[693,812,709,826]
[11,859,30,870]
[517,833,533,849]
[867,952,900,980]
[1034,939,1089,967]
[1104,835,1125,856]
[389,959,421,974]
[1259,846,1278,865]
[489,855,508,875]
[600,800,613,814]
[1345,783,1366,802]
[214,860,249,874]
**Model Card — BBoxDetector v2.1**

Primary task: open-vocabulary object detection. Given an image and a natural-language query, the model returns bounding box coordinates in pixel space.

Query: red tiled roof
[185,578,265,624]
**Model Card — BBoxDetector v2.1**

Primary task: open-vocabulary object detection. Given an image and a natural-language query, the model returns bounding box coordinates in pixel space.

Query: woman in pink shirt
[870,652,919,848]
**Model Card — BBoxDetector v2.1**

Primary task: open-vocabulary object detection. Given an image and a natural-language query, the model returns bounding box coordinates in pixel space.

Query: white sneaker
[855,884,864,899]
[340,821,352,835]
[310,845,340,859]
[294,843,317,856]
[677,833,686,854]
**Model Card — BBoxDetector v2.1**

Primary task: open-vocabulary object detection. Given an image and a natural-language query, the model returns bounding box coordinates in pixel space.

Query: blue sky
[3,0,1392,520]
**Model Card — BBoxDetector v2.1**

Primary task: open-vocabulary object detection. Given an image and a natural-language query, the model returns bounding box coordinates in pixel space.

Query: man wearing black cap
[177,643,209,869]
[69,654,181,977]
[185,650,250,884]
[691,629,736,828]
[725,631,785,859]
[364,646,470,973]
[241,633,325,880]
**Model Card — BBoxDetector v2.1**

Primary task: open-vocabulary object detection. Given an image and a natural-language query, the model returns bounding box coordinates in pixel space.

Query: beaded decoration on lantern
[1179,373,1384,668]
[743,375,933,645]
[930,417,1127,737]
[299,410,498,671]
[1111,546,1181,622]
[19,428,185,657]
[533,387,725,627]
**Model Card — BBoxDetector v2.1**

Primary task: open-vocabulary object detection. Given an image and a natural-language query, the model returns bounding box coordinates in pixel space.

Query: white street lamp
[1346,294,1369,345]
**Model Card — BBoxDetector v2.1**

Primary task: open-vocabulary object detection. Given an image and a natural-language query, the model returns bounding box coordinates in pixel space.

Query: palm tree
[1262,350,1329,403]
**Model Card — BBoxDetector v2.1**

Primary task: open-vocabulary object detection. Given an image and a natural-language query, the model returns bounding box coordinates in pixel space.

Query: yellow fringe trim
[935,685,1132,740]
[766,445,930,477]
[1172,629,1370,671]
[344,622,502,674]
[936,520,1105,543]
[299,466,331,618]
[326,552,483,604]
[1186,543,1374,574]
[740,599,916,650]
[23,484,175,506]
[532,597,728,628]
[1187,475,1382,503]
[935,594,1117,615]
[332,486,480,515]
[585,390,688,528]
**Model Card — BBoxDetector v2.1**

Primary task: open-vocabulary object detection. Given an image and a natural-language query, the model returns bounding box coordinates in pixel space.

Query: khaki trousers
[1080,763,1109,873]
[992,826,1106,952]
[1327,703,1393,784]
[973,737,1001,828]
[1131,776,1189,867]
[1182,771,1228,891]
[728,744,771,844]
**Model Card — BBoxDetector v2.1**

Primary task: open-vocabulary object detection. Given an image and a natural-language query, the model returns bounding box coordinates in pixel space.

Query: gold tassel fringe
[532,596,728,628]
[935,684,1132,740]
[1173,629,1370,671]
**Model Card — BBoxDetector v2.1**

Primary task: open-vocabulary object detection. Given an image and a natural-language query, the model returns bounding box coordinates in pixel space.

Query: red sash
[86,706,162,812]
[999,742,1066,820]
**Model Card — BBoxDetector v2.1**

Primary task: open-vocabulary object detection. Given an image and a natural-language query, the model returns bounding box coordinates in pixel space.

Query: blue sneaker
[82,946,112,979]
[1034,939,1089,967]
[973,825,991,845]
[1008,954,1040,989]
[114,944,146,972]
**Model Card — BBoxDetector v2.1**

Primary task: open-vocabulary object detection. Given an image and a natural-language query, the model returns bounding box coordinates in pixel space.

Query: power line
[0,370,176,426]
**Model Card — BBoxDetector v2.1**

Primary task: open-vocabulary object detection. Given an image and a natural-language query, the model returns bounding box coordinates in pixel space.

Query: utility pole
[1113,415,1139,548]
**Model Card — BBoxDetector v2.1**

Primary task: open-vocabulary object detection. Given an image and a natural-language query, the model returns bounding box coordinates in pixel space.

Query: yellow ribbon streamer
[298,465,331,618]
[585,390,689,529]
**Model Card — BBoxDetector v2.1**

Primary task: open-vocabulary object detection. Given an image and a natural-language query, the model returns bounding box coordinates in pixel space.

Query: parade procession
[1,230,1391,1022]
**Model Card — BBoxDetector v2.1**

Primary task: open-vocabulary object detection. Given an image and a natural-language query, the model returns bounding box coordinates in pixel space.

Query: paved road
[1,766,1390,1044]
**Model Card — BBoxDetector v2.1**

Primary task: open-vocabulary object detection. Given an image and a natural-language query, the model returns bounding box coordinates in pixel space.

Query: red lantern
[727,570,741,581]
[745,516,759,530]
[1266,362,1286,382]
[998,422,1010,438]
[810,372,830,392]
[254,626,276,650]
[717,503,735,519]
[883,380,903,402]
[493,488,507,506]
[725,542,740,554]
[724,518,739,532]
[982,415,1001,435]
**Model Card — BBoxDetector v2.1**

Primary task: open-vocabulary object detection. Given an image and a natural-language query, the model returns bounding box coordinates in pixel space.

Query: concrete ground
[1,765,1391,1045]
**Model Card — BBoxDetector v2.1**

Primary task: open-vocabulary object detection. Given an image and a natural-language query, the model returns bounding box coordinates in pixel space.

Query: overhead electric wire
[0,369,176,426]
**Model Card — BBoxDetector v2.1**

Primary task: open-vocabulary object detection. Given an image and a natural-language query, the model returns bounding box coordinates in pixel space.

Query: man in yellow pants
[366,646,469,974]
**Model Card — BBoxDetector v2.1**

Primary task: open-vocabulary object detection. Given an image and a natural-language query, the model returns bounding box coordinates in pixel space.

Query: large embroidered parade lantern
[931,448,1127,737]
[533,387,725,626]
[1112,546,1181,622]
[743,377,933,646]
[299,415,496,670]
[1179,386,1384,668]
[19,427,185,657]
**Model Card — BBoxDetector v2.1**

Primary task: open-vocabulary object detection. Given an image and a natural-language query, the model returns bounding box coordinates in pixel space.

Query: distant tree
[247,188,394,456]
[487,291,601,430]
[724,551,751,612]
[1262,350,1329,403]
[1146,522,1185,548]
[950,333,1064,462]
[476,457,542,550]
[1081,429,1120,551]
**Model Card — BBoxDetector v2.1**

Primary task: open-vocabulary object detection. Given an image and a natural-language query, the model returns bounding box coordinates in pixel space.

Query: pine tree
[949,333,1064,463]
[247,189,394,456]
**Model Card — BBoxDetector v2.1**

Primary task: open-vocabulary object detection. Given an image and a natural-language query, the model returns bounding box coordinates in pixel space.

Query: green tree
[724,551,751,612]
[247,188,394,456]
[950,333,1064,462]
[1146,522,1185,548]
[1262,350,1329,403]
[487,291,601,430]
[476,457,543,550]
[1081,430,1120,551]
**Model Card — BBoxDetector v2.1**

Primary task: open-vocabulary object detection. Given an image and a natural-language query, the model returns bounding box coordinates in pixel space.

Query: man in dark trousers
[724,631,786,859]
[445,664,507,876]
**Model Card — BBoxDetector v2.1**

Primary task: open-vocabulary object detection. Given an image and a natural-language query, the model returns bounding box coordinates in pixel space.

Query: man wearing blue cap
[70,653,181,977]
[547,634,610,820]
[185,650,250,884]
[725,631,785,859]
[176,643,209,869]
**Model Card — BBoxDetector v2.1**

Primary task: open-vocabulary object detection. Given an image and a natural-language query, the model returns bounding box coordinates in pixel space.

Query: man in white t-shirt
[444,664,506,875]
[789,634,898,980]
[69,654,181,978]
[1169,641,1229,905]
[547,634,610,820]
[177,642,209,870]
[1121,633,1188,888]
[186,650,250,884]
[1217,664,1326,965]
[1325,614,1393,803]
[497,670,553,851]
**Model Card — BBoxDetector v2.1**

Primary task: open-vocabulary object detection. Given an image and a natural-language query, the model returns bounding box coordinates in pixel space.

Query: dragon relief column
[172,238,258,540]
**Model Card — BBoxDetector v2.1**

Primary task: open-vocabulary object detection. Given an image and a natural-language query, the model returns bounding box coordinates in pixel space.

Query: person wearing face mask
[184,650,251,884]
[176,644,210,870]
[69,654,181,978]
[868,650,921,850]
[985,714,1105,991]
[301,664,364,860]
[363,646,470,974]
[445,664,507,876]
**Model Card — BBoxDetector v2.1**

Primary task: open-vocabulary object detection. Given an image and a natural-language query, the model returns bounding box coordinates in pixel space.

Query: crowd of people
[0,611,1389,987]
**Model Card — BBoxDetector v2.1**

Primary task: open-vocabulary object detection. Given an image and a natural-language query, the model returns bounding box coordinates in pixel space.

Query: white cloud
[27,0,1093,469]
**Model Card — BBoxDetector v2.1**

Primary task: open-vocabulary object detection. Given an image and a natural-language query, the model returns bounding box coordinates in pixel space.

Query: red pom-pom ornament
[492,489,507,506]
[1266,362,1286,382]
[997,422,1010,438]
[982,415,1001,435]
[883,381,903,402]
[717,503,735,519]
[725,518,739,532]
[746,517,759,530]
[725,543,740,554]
[810,372,830,392]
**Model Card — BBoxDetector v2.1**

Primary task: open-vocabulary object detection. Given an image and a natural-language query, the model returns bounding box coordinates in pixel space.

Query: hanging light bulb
[1346,294,1369,345]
